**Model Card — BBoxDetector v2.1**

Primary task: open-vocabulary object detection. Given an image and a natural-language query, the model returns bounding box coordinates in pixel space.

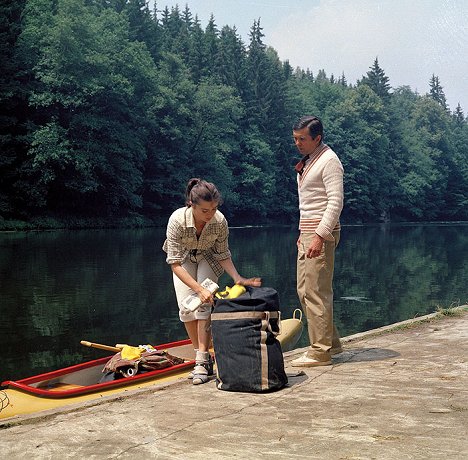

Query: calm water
[1,223,467,383]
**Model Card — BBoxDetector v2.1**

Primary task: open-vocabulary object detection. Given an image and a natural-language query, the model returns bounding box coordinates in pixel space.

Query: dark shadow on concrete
[285,370,309,387]
[332,348,400,363]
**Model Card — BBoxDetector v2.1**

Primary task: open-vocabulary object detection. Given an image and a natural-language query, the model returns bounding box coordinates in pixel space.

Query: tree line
[1,0,467,229]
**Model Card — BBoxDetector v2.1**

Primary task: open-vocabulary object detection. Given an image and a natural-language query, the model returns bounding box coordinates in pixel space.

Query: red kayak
[0,339,195,420]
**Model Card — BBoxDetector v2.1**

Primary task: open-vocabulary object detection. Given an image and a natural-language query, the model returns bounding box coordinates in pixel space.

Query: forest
[1,0,467,229]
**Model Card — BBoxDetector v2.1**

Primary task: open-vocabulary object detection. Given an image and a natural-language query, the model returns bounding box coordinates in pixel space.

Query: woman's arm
[218,258,262,287]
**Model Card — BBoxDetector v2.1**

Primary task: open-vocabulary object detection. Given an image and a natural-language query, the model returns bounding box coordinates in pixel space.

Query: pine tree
[160,4,184,51]
[187,16,205,83]
[124,0,161,60]
[338,71,347,87]
[282,60,293,79]
[305,69,314,81]
[428,74,448,111]
[359,57,391,101]
[245,19,269,126]
[216,25,247,95]
[171,4,193,65]
[316,69,327,82]
[203,14,220,80]
[452,103,465,125]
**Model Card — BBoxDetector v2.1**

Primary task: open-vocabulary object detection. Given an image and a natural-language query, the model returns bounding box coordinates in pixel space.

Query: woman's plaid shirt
[162,207,231,277]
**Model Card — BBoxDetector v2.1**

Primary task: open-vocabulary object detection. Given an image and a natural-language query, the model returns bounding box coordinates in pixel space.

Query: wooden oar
[80,340,122,353]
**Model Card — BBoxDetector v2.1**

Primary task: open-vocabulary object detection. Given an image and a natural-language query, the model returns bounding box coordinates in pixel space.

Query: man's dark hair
[293,116,323,140]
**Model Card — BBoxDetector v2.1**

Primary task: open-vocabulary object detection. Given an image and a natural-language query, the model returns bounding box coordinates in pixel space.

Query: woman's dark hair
[185,178,222,206]
[293,115,323,140]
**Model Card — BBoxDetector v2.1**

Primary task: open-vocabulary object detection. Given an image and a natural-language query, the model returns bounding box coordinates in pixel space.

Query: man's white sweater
[297,143,344,241]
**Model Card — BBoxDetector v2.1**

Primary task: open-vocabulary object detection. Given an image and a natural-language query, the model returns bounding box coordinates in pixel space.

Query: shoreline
[2,305,466,428]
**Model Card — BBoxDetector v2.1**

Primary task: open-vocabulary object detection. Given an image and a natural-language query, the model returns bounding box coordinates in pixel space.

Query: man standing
[291,115,344,367]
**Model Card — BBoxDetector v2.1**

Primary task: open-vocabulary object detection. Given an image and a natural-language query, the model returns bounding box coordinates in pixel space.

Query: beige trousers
[297,231,341,361]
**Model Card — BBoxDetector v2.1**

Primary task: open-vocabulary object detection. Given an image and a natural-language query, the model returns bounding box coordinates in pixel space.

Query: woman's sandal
[188,354,214,380]
[192,363,209,385]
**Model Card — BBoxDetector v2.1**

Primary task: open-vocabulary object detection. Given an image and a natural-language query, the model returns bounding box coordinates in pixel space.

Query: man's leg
[296,232,337,363]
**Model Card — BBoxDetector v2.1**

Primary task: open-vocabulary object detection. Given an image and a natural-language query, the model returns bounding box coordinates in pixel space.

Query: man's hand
[306,234,324,258]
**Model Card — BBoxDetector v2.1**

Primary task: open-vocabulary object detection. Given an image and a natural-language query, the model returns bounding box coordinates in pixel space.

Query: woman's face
[191,199,219,225]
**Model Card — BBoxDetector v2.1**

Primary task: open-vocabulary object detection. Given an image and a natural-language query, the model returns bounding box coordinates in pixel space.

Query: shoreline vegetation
[0,215,160,232]
[1,216,467,233]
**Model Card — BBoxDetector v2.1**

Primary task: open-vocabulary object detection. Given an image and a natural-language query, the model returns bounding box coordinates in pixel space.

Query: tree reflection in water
[0,223,466,382]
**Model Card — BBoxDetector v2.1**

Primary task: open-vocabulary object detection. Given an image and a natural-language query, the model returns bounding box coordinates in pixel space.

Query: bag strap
[266,311,281,336]
[211,311,279,321]
[211,311,281,337]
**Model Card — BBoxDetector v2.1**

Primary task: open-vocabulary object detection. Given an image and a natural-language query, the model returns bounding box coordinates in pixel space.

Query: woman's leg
[190,258,217,384]
[172,259,200,348]
[193,257,218,352]
[171,257,218,384]
[197,319,210,352]
[183,320,199,350]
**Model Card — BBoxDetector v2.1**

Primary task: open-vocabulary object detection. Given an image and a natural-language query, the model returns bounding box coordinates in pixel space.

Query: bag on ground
[211,286,288,392]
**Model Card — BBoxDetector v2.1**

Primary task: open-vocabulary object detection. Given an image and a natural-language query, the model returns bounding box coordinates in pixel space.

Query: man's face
[293,127,321,156]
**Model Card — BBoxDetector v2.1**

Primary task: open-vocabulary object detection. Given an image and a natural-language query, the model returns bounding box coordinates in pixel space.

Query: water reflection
[0,223,466,382]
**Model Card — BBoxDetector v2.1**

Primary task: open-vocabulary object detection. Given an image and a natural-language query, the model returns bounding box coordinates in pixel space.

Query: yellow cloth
[215,284,246,299]
[120,345,144,360]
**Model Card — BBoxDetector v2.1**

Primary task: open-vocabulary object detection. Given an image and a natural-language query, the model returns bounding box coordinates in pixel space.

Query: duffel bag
[211,286,288,392]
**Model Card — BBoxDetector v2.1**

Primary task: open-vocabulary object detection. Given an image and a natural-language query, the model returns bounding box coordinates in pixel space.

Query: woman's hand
[197,287,214,304]
[235,277,262,287]
[218,258,261,288]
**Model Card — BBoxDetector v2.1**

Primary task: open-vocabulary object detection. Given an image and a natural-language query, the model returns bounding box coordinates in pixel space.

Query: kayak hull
[1,315,303,421]
[0,367,191,420]
[0,339,195,420]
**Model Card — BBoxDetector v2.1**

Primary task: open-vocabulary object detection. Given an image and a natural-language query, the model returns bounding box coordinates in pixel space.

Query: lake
[1,223,467,383]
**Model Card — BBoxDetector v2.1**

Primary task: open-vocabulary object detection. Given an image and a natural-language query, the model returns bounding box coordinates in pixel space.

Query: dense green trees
[1,1,466,227]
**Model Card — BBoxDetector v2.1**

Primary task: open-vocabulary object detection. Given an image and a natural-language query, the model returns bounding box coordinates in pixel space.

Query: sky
[155,0,468,113]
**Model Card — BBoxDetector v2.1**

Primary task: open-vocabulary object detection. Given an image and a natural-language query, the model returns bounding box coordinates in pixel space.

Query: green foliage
[402,97,450,219]
[359,57,391,101]
[428,74,448,112]
[1,1,466,227]
[29,120,71,185]
[0,0,27,214]
[328,85,390,220]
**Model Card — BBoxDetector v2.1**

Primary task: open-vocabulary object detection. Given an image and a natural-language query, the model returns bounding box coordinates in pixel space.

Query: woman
[163,178,261,385]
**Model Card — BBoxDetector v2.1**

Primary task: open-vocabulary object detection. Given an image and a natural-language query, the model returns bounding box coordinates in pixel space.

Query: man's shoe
[291,353,332,367]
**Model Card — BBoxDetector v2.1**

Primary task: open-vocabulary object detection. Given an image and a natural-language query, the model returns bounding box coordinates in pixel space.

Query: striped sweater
[297,143,344,241]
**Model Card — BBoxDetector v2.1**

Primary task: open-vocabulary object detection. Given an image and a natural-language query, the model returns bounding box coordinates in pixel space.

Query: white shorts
[173,255,218,322]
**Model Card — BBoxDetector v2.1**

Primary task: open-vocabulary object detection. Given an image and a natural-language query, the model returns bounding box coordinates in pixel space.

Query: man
[291,115,344,367]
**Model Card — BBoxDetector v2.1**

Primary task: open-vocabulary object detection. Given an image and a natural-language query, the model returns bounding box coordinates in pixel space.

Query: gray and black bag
[211,286,288,392]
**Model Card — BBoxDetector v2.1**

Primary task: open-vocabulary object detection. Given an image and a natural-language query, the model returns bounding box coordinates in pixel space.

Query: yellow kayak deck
[1,312,303,421]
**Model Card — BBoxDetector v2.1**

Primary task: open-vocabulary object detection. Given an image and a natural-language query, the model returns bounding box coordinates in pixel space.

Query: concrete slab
[1,307,467,459]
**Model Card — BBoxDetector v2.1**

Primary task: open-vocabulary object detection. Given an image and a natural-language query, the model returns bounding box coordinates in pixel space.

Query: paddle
[80,341,148,360]
[80,340,123,353]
